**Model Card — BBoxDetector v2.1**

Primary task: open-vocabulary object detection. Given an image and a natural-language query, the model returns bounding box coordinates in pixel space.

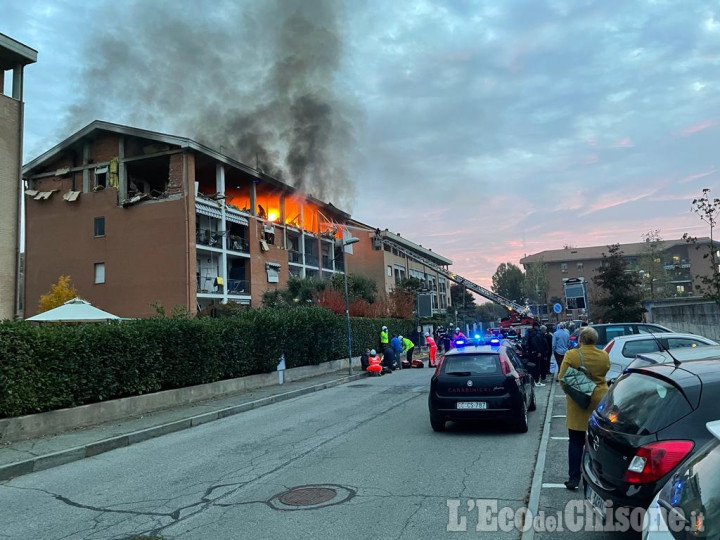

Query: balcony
[322,255,333,270]
[228,279,250,295]
[196,228,221,248]
[305,254,319,267]
[228,236,249,253]
[289,250,303,264]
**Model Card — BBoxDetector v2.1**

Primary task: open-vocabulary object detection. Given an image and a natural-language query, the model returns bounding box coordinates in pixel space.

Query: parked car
[629,344,720,371]
[569,322,673,349]
[583,359,720,517]
[643,419,720,539]
[603,333,718,381]
[428,338,535,433]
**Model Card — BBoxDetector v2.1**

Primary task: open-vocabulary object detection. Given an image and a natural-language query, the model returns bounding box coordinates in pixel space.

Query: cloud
[680,120,718,137]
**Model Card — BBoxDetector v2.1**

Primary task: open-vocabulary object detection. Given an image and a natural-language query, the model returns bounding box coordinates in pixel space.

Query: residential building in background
[346,221,453,314]
[0,33,36,319]
[23,121,351,318]
[521,238,716,320]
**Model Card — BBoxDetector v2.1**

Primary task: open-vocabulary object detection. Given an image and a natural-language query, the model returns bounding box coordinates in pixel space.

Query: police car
[428,337,536,433]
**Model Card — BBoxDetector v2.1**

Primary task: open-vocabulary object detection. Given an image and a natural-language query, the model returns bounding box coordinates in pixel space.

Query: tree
[522,260,549,304]
[491,263,524,302]
[262,276,326,307]
[683,188,720,306]
[38,275,78,313]
[396,277,425,295]
[329,273,377,304]
[475,302,508,324]
[592,244,645,322]
[637,230,668,300]
[450,284,477,324]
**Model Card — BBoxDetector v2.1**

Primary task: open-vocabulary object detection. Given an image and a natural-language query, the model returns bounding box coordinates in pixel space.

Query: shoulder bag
[561,349,597,409]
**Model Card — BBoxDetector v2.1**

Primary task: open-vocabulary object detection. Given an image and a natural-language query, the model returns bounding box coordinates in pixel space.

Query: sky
[3,0,719,290]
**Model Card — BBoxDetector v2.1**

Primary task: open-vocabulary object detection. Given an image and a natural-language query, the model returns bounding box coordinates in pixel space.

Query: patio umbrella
[26,297,122,323]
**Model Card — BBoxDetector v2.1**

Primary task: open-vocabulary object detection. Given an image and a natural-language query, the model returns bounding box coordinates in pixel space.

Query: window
[576,262,583,271]
[561,263,568,273]
[387,265,392,277]
[94,217,105,237]
[621,339,660,358]
[266,263,280,283]
[666,338,707,349]
[94,167,108,189]
[94,263,105,284]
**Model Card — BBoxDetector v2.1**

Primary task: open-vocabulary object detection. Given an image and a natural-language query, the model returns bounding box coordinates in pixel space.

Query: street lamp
[339,237,360,375]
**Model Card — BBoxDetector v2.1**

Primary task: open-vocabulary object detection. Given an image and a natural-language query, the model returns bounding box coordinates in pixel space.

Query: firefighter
[425,332,438,367]
[380,325,389,351]
[453,327,467,346]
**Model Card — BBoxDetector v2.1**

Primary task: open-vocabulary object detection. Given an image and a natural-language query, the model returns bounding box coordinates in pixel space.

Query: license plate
[585,484,606,521]
[456,402,487,410]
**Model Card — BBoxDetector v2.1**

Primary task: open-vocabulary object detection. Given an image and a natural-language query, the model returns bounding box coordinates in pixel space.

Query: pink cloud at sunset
[613,137,634,148]
[680,120,718,137]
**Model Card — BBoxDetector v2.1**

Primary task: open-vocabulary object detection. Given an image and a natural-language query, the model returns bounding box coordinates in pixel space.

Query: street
[0,368,550,539]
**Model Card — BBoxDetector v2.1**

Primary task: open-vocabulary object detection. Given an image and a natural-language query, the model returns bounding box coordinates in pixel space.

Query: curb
[522,380,557,540]
[0,372,368,482]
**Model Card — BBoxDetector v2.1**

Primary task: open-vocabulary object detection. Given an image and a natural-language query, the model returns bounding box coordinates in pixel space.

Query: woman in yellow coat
[557,326,610,490]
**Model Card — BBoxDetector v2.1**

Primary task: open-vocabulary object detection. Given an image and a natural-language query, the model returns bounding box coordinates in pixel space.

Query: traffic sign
[553,303,563,314]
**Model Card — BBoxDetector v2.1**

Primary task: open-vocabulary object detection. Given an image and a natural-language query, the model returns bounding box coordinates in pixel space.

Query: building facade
[520,238,717,320]
[0,34,36,319]
[23,121,351,318]
[346,222,453,314]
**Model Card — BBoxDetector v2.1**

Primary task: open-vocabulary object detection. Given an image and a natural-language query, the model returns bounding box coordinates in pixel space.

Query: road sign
[553,303,563,314]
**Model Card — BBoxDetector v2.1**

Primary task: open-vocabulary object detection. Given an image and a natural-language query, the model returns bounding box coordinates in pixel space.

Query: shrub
[0,308,413,417]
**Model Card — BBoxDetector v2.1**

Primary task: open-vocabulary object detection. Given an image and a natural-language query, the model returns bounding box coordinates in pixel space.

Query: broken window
[94,167,108,190]
[266,263,281,283]
[125,155,171,196]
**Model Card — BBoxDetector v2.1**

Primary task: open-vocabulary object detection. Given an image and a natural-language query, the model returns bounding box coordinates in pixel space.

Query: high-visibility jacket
[402,337,415,352]
[426,336,437,349]
[367,354,383,373]
[380,330,389,345]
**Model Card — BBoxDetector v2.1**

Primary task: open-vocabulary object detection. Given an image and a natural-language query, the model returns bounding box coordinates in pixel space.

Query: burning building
[22,121,351,317]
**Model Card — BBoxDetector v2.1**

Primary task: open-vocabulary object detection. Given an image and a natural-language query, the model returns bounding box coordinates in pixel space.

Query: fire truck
[372,231,535,327]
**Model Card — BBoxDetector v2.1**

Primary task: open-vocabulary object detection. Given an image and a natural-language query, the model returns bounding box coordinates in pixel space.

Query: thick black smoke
[64,0,358,209]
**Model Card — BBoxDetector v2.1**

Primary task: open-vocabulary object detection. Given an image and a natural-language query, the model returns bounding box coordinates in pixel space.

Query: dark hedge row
[0,308,412,418]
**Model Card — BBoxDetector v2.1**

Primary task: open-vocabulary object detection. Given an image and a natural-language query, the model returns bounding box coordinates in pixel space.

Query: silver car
[603,333,718,381]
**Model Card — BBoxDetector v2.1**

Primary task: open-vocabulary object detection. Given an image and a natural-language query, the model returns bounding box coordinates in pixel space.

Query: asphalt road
[0,368,550,540]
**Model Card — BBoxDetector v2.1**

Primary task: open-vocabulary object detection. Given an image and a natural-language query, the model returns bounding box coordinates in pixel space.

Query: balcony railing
[228,279,250,295]
[305,254,319,267]
[322,255,333,269]
[196,228,221,248]
[289,250,303,264]
[228,236,249,253]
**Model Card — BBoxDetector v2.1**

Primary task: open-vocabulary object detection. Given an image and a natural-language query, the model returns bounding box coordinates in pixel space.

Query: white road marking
[542,483,568,488]
[550,436,570,440]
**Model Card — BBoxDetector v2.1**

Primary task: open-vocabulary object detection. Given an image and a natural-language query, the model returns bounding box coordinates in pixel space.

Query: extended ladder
[377,234,532,316]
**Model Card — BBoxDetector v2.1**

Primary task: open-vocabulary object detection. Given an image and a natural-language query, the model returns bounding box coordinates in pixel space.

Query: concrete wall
[0,94,20,320]
[646,298,720,341]
[0,356,361,443]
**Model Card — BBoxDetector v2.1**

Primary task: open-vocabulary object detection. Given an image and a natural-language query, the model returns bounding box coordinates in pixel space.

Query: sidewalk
[0,368,370,482]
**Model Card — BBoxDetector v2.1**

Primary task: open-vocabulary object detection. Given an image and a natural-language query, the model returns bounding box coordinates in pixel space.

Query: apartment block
[23,121,351,318]
[0,33,36,319]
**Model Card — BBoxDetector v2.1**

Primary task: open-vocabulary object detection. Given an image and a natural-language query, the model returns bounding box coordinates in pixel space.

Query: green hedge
[0,308,412,418]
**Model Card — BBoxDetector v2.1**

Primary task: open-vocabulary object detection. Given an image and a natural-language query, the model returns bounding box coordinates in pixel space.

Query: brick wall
[248,219,290,307]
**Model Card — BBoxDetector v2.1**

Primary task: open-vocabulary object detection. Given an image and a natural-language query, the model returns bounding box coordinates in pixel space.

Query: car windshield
[660,440,720,539]
[442,354,500,375]
[597,374,693,435]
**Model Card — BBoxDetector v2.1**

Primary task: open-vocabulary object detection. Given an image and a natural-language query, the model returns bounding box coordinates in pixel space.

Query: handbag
[561,349,597,409]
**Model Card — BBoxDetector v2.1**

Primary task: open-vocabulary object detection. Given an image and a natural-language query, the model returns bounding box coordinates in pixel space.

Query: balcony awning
[196,201,249,225]
[225,212,249,226]
[196,203,222,220]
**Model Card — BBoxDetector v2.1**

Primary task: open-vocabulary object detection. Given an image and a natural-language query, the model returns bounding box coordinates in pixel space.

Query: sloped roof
[26,298,121,323]
[520,238,711,264]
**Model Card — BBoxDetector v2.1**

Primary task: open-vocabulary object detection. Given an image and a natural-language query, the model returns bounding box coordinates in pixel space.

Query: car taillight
[434,355,445,376]
[623,441,694,484]
[604,340,615,354]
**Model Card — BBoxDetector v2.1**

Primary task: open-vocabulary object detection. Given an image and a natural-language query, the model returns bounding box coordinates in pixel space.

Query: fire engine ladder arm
[379,236,531,315]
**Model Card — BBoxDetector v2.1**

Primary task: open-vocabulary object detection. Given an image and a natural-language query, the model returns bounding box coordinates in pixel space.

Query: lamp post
[339,237,359,375]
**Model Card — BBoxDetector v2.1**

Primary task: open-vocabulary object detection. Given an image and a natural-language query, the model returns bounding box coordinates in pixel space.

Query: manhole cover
[279,487,336,506]
[268,484,356,511]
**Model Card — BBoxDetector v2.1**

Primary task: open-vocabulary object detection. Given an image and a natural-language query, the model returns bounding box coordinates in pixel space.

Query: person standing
[380,325,389,352]
[540,325,553,382]
[425,332,438,367]
[558,327,610,490]
[552,323,570,373]
[525,322,545,387]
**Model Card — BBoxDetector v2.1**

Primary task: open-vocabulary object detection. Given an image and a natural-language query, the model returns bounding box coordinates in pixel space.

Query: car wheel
[515,400,529,433]
[430,413,446,432]
[528,387,537,412]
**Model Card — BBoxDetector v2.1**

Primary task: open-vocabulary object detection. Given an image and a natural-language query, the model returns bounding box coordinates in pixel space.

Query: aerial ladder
[372,231,534,326]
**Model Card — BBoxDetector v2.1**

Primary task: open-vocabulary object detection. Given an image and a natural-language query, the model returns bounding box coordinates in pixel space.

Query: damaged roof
[22,120,350,220]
